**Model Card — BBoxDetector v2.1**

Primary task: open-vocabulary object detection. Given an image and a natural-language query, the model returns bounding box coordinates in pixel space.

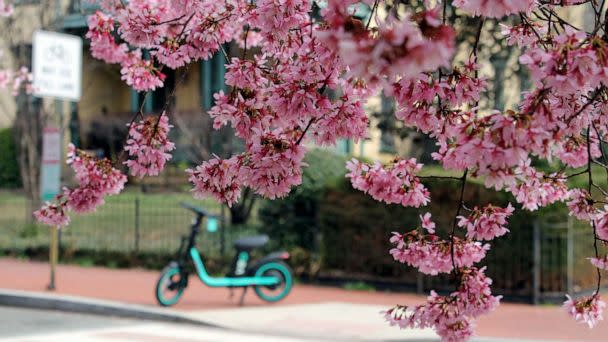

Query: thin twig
[418,175,463,180]
[296,118,315,145]
[366,0,379,30]
[586,125,603,294]
[450,170,468,281]
[152,14,187,26]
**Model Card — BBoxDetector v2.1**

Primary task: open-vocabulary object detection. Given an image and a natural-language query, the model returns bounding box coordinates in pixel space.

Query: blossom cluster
[391,61,487,134]
[589,256,608,271]
[563,294,606,329]
[318,4,455,88]
[188,133,306,206]
[346,158,430,208]
[124,114,175,178]
[453,0,535,18]
[384,267,501,341]
[389,230,489,275]
[0,0,13,17]
[35,144,127,227]
[0,66,33,95]
[457,204,514,241]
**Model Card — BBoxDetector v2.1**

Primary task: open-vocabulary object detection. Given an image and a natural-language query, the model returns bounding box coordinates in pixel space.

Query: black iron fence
[416,213,602,303]
[0,191,255,260]
[0,190,603,303]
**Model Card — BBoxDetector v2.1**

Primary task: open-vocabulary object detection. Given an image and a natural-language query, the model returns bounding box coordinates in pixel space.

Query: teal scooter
[155,202,293,306]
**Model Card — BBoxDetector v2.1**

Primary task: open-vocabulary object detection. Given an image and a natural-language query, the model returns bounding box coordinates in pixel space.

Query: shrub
[0,128,21,188]
[318,176,570,296]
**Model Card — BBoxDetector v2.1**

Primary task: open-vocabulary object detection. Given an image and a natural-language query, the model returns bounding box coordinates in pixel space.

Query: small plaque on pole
[40,127,61,202]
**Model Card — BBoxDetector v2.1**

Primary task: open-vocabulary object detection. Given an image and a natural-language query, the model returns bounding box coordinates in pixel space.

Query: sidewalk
[1,258,606,341]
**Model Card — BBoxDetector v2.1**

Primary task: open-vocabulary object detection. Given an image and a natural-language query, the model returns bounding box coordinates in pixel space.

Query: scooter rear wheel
[253,261,293,303]
[156,264,187,307]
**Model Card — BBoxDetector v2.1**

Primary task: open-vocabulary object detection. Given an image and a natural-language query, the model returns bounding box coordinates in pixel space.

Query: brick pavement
[1,258,606,341]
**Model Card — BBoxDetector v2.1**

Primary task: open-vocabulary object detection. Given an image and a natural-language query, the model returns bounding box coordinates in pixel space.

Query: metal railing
[0,190,603,303]
[0,191,255,260]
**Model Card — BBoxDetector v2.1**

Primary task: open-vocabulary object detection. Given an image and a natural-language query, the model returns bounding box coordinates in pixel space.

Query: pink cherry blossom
[420,213,436,234]
[86,11,128,64]
[346,158,430,208]
[318,5,454,88]
[0,0,13,17]
[120,51,165,92]
[564,294,606,328]
[457,204,513,241]
[501,22,547,48]
[66,144,127,196]
[64,187,105,213]
[243,132,306,199]
[589,256,608,271]
[382,267,500,341]
[452,0,536,18]
[124,114,176,178]
[34,202,70,227]
[509,163,570,211]
[596,208,608,241]
[187,155,244,207]
[389,231,489,275]
[35,144,127,226]
[567,189,598,221]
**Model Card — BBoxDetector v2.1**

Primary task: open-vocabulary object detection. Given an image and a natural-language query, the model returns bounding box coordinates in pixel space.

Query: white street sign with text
[32,30,82,101]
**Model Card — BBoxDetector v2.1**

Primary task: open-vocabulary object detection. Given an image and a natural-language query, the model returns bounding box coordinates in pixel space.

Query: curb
[0,289,215,327]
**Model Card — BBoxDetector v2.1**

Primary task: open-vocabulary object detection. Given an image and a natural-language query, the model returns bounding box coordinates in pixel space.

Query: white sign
[32,30,82,101]
[40,127,61,202]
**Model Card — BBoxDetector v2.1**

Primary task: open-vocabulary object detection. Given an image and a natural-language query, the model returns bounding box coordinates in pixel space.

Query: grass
[343,281,376,292]
[0,187,258,257]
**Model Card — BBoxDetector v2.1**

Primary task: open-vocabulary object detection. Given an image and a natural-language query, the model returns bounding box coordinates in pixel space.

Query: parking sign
[32,30,82,101]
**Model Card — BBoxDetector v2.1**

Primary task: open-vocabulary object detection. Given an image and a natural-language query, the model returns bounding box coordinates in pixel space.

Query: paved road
[0,306,580,342]
[0,306,324,342]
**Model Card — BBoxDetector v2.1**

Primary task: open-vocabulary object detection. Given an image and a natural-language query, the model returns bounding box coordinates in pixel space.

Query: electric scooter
[155,202,293,306]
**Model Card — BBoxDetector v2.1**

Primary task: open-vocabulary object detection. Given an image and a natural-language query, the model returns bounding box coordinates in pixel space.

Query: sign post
[40,127,61,290]
[33,30,82,291]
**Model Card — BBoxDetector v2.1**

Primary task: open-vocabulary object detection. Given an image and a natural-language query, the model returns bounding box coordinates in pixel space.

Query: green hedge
[0,128,21,188]
[318,176,572,297]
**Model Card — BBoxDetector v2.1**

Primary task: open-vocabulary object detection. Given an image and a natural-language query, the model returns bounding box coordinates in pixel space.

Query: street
[0,306,324,342]
[1,259,606,342]
[0,306,590,342]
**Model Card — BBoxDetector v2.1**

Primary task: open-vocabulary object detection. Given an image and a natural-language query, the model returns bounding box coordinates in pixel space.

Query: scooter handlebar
[180,202,210,217]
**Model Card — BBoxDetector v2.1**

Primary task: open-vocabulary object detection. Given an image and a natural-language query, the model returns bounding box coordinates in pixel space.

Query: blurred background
[0,1,606,341]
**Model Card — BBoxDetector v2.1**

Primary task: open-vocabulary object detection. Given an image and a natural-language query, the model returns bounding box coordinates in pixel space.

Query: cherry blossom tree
[31,0,608,340]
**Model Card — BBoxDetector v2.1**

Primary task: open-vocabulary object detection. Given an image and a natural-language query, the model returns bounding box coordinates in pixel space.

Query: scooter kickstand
[228,287,234,300]
[238,287,248,306]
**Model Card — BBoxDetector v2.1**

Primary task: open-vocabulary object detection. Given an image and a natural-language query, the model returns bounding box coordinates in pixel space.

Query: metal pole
[532,219,541,305]
[220,204,226,257]
[48,227,58,290]
[135,197,140,252]
[416,273,424,294]
[567,216,574,296]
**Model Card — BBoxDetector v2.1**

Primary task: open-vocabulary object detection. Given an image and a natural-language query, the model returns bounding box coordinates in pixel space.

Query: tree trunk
[14,93,43,223]
[229,188,256,225]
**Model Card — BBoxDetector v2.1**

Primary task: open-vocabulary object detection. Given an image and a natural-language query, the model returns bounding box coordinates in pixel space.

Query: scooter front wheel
[253,261,293,303]
[155,264,187,307]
